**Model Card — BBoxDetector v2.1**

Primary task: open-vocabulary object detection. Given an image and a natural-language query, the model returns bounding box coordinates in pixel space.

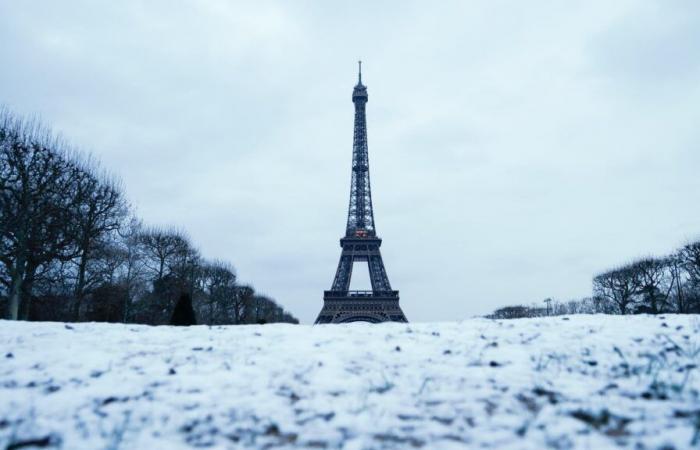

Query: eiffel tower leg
[368,253,391,292]
[330,254,352,292]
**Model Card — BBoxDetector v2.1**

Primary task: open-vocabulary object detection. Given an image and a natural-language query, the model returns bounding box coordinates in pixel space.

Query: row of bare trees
[0,108,298,325]
[487,241,700,319]
[593,244,700,315]
[487,297,609,320]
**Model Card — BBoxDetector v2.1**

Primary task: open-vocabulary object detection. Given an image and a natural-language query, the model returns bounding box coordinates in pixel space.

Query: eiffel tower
[315,62,408,324]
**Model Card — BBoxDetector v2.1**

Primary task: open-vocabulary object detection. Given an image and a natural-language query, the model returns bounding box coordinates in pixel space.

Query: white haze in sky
[1,1,699,323]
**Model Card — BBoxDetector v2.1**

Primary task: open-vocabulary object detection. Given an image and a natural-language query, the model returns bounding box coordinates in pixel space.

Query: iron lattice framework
[315,62,408,324]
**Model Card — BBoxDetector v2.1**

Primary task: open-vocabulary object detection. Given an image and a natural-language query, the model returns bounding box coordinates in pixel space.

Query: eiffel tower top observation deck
[315,62,408,324]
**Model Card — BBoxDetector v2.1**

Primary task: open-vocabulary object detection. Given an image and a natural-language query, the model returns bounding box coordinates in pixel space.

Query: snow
[1,315,699,449]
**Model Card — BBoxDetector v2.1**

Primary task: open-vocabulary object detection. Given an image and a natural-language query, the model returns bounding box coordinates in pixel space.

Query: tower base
[315,290,408,324]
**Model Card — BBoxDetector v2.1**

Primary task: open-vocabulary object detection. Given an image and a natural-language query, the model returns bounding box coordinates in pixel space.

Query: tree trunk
[19,277,34,320]
[209,296,214,325]
[73,248,89,320]
[676,271,685,313]
[18,261,40,320]
[7,251,29,320]
[123,280,131,324]
[8,269,24,320]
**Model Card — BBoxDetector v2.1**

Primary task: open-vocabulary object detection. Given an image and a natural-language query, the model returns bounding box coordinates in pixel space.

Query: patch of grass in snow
[612,335,700,400]
[570,409,631,438]
[3,406,61,450]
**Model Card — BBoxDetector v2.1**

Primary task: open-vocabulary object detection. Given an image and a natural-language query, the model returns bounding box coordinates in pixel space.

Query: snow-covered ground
[1,315,699,449]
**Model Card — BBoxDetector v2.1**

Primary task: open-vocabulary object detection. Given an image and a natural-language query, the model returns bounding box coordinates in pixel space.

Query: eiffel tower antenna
[315,63,408,324]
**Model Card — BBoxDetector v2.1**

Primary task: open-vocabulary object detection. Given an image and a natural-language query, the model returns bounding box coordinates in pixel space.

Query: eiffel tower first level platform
[315,62,408,324]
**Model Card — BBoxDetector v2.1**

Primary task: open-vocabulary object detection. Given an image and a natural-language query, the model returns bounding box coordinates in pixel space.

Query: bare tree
[667,251,689,313]
[199,260,237,325]
[0,111,82,319]
[117,217,147,322]
[628,257,671,314]
[70,170,127,319]
[679,241,700,286]
[231,285,253,324]
[138,227,192,281]
[254,295,277,324]
[593,266,637,315]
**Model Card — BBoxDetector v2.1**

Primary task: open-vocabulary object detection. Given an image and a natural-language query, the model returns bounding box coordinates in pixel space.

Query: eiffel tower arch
[315,62,408,324]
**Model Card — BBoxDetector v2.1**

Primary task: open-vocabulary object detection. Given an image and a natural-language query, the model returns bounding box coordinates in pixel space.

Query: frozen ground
[1,315,699,449]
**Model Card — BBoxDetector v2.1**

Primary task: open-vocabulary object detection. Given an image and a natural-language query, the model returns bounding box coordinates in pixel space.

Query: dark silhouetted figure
[170,293,196,326]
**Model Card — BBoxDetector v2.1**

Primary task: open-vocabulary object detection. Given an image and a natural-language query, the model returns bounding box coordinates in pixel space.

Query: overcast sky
[2,1,699,323]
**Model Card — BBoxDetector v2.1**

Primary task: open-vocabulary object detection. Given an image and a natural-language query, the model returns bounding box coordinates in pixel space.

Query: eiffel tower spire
[315,63,408,324]
[346,59,375,237]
